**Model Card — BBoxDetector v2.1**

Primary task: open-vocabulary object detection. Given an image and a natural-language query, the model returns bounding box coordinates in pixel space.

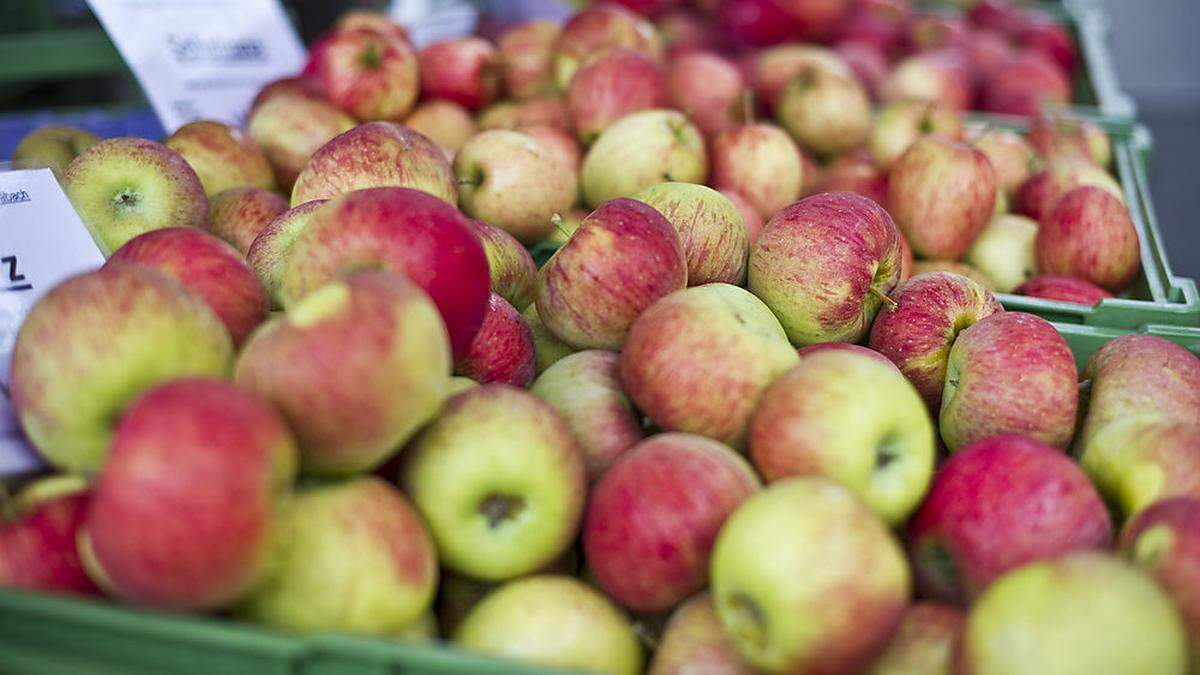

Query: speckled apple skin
[710,122,804,219]
[650,594,758,675]
[1015,275,1114,306]
[246,199,327,309]
[1036,186,1141,293]
[165,120,276,196]
[635,182,749,286]
[580,110,707,208]
[567,48,666,144]
[311,28,419,121]
[457,293,536,388]
[499,20,560,101]
[246,94,356,191]
[418,37,501,112]
[208,187,288,255]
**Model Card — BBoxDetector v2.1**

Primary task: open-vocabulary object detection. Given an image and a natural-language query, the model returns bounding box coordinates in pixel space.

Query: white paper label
[86,0,307,133]
[0,169,105,475]
[390,0,479,48]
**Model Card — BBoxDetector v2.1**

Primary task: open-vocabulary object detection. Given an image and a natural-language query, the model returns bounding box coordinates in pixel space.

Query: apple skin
[457,293,536,388]
[965,214,1039,293]
[751,44,853,114]
[635,181,749,285]
[499,20,560,100]
[715,0,804,48]
[777,67,872,157]
[749,192,902,346]
[290,121,457,207]
[1028,113,1110,168]
[835,40,889,99]
[331,10,412,45]
[1022,16,1078,73]
[246,199,327,308]
[454,575,643,675]
[1015,275,1114,306]
[80,379,297,611]
[531,350,644,481]
[536,198,687,350]
[903,14,969,52]
[12,124,100,179]
[865,603,964,675]
[1017,156,1124,221]
[650,593,757,675]
[523,303,578,375]
[477,95,573,132]
[462,218,538,312]
[870,99,964,170]
[10,265,233,473]
[308,27,419,121]
[236,272,451,476]
[908,435,1112,605]
[810,150,890,207]
[277,187,490,360]
[568,48,667,144]
[584,433,760,613]
[245,91,356,191]
[710,478,910,675]
[62,137,209,256]
[710,122,805,219]
[969,127,1035,196]
[164,120,276,196]
[721,189,765,245]
[910,260,997,291]
[941,312,1078,451]
[403,99,477,157]
[0,477,97,595]
[981,50,1071,117]
[665,50,747,137]
[554,4,664,89]
[580,109,708,208]
[956,553,1188,675]
[887,135,998,260]
[867,271,1003,412]
[418,37,501,112]
[749,347,935,525]
[657,9,718,55]
[208,187,288,255]
[105,227,268,346]
[402,385,586,581]
[621,284,799,448]
[837,0,911,53]
[454,130,578,244]
[1036,186,1141,293]
[882,50,974,111]
[1120,498,1200,657]
[237,477,437,635]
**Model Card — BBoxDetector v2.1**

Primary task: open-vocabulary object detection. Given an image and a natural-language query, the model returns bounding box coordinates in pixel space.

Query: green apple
[454,575,643,675]
[402,385,586,581]
[580,109,706,208]
[634,182,749,286]
[710,478,910,674]
[521,303,577,374]
[776,68,872,157]
[958,553,1188,675]
[12,125,100,179]
[965,214,1039,293]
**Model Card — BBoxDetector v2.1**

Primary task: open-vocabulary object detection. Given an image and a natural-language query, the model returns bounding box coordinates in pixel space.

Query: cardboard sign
[86,0,307,133]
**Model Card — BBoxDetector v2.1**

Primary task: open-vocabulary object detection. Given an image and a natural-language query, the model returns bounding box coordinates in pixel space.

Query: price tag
[391,0,479,48]
[85,0,308,133]
[0,169,105,475]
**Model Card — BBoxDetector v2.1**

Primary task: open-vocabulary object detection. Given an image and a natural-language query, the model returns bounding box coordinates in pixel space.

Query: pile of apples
[2,2,1195,675]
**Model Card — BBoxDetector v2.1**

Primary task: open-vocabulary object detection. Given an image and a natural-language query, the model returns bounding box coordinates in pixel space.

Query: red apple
[868,603,964,675]
[782,0,850,42]
[554,4,664,89]
[665,50,747,137]
[1017,156,1123,221]
[715,0,804,47]
[969,127,1035,196]
[1022,14,1078,73]
[837,0,911,54]
[333,11,412,47]
[498,20,560,100]
[246,199,328,308]
[1028,112,1111,168]
[403,99,478,158]
[245,91,356,191]
[721,189,765,245]
[418,37,502,112]
[836,40,889,99]
[657,10,717,55]
[608,0,682,17]
[523,124,583,174]
[1120,498,1200,654]
[982,50,1071,117]
[967,0,1027,38]
[477,96,574,132]
[882,50,974,110]
[1036,186,1141,292]
[635,181,749,286]
[903,13,968,52]
[208,187,288,255]
[870,99,964,170]
[567,48,667,144]
[909,434,1112,604]
[164,120,276,196]
[308,28,419,121]
[462,218,538,312]
[457,293,536,388]
[0,477,97,595]
[650,594,757,675]
[812,151,889,206]
[710,122,804,219]
[752,44,852,114]
[1015,275,1114,306]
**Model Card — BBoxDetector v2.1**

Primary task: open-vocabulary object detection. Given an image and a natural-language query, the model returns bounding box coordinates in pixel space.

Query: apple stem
[457,177,481,187]
[551,213,571,240]
[870,285,898,311]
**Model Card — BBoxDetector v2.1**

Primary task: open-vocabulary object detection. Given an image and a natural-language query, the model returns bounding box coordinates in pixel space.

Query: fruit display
[2,2,1198,675]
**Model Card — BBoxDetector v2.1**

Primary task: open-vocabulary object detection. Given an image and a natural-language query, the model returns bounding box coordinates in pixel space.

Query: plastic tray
[1057,0,1137,117]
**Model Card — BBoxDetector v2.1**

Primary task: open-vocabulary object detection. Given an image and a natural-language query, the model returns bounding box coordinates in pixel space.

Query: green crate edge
[1062,0,1137,117]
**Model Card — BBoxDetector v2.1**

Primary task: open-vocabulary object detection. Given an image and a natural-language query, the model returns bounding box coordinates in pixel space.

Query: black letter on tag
[2,256,31,291]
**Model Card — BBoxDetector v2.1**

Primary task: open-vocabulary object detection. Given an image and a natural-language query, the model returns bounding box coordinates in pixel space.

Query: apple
[1022,15,1079,73]
[403,99,477,158]
[531,350,644,481]
[164,120,276,196]
[568,48,666,144]
[650,593,757,675]
[1015,275,1114,305]
[307,27,419,121]
[882,50,974,110]
[278,187,489,359]
[554,4,664,89]
[462,218,538,311]
[248,75,321,112]
[1120,498,1200,656]
[105,228,267,346]
[498,20,560,100]
[536,198,687,349]
[887,135,998,260]
[454,575,643,674]
[0,476,96,595]
[940,312,1079,451]
[621,284,799,448]
[837,0,911,53]
[12,125,99,179]
[710,122,804,219]
[79,379,296,610]
[969,127,1036,196]
[477,96,573,132]
[721,189,765,245]
[289,121,457,207]
[1017,156,1124,221]
[967,0,1027,38]
[522,125,583,176]
[456,293,536,388]
[910,260,997,291]
[870,99,964,170]
[10,266,233,473]
[982,50,1071,117]
[903,13,968,52]
[665,50,747,137]
[634,181,749,285]
[1037,186,1141,293]
[749,192,902,346]
[750,346,934,525]
[332,10,412,45]
[1028,112,1112,168]
[909,434,1111,604]
[62,137,208,256]
[715,0,804,48]
[810,150,890,206]
[245,91,356,191]
[957,553,1188,675]
[866,603,964,675]
[545,207,590,244]
[751,44,852,114]
[237,272,450,475]
[454,130,578,244]
[208,187,288,255]
[965,214,1039,293]
[608,0,683,17]
[710,478,910,674]
[898,233,915,281]
[246,199,327,308]
[402,386,586,581]
[835,41,889,99]
[657,9,717,55]
[868,271,1003,411]
[237,477,437,634]
[522,303,578,375]
[418,37,501,112]
[580,109,707,208]
[777,68,872,157]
